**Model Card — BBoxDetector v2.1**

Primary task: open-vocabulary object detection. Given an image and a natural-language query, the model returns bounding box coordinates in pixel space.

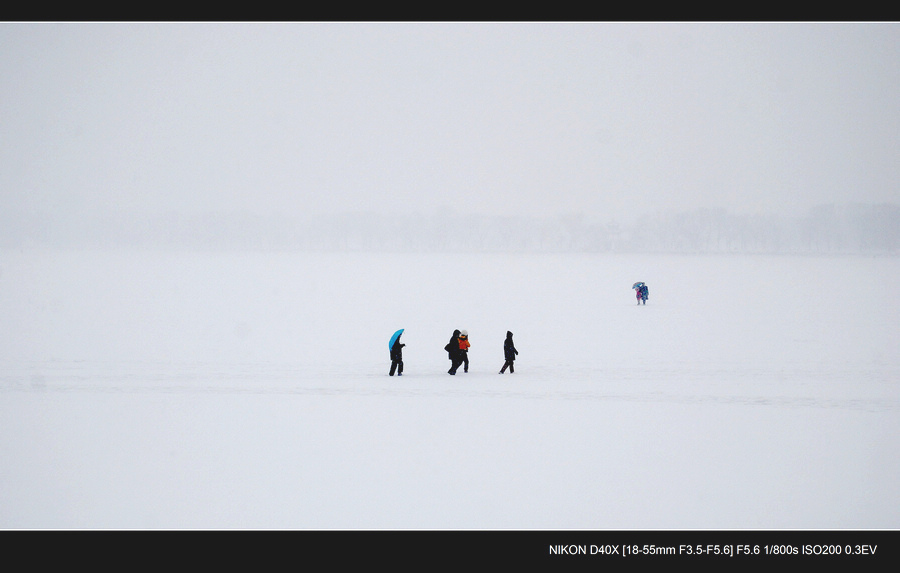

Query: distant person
[633,282,646,305]
[389,332,405,376]
[640,283,649,305]
[499,331,518,374]
[457,330,470,373]
[445,329,462,375]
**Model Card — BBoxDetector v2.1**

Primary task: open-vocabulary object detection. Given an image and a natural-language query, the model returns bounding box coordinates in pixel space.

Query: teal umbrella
[389,329,404,350]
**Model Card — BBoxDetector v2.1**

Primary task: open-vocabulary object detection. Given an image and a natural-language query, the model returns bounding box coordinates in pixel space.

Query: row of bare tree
[4,204,898,254]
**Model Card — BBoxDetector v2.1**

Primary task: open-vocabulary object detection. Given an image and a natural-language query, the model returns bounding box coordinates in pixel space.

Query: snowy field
[1,248,898,529]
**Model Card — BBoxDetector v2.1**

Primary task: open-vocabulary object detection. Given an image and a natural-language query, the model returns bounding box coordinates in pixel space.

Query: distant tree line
[3,203,899,255]
[626,204,900,254]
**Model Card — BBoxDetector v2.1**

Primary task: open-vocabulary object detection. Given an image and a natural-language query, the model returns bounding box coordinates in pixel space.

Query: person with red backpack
[457,330,470,373]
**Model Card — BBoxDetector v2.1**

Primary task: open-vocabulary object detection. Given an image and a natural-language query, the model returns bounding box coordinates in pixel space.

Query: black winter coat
[445,330,461,360]
[391,338,404,361]
[504,331,518,361]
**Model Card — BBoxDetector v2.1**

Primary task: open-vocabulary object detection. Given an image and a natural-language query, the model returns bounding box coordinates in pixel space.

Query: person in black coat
[499,331,518,373]
[445,329,461,375]
[389,333,405,376]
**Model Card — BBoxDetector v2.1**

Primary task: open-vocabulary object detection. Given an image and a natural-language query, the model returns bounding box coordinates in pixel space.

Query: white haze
[1,22,898,229]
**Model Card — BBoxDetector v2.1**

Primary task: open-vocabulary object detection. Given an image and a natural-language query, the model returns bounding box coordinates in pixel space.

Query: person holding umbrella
[633,282,647,305]
[389,329,405,376]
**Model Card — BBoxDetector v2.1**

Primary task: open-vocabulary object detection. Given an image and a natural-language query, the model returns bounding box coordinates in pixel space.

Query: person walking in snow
[634,282,649,305]
[457,330,470,373]
[499,331,518,374]
[446,329,462,375]
[389,332,405,376]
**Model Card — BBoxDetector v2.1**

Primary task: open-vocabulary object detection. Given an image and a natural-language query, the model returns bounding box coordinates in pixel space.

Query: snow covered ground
[1,248,897,529]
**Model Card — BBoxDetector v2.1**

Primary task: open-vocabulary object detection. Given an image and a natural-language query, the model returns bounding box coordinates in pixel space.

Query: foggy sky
[1,22,898,226]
